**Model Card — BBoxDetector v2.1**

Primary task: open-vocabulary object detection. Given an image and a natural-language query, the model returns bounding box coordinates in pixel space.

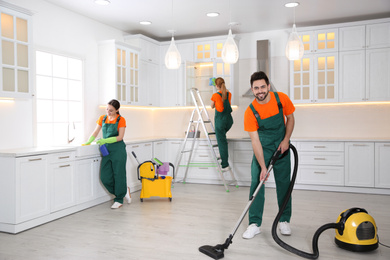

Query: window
[35,51,83,146]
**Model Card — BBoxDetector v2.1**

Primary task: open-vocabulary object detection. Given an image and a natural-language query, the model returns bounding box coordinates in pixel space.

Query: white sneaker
[242,224,261,239]
[221,166,231,172]
[125,187,132,204]
[111,202,123,209]
[279,221,291,236]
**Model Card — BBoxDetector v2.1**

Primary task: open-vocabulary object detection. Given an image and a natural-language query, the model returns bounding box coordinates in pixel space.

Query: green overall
[215,92,233,168]
[248,92,291,227]
[100,115,127,204]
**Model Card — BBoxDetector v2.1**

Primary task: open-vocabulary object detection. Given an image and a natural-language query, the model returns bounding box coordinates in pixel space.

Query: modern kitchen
[0,0,390,259]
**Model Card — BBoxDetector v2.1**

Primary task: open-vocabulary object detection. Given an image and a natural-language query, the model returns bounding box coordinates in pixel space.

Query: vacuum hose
[271,144,340,259]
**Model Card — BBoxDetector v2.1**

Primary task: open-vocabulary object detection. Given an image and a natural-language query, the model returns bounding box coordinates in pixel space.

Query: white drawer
[48,152,75,163]
[297,142,344,152]
[192,150,215,162]
[234,141,252,150]
[233,150,253,163]
[297,166,344,186]
[299,151,344,166]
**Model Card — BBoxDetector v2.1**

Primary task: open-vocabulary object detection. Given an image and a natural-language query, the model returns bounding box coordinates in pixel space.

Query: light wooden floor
[1,183,389,260]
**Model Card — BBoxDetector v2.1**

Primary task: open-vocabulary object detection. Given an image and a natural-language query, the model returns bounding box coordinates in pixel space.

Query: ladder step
[212,144,219,148]
[207,132,216,135]
[203,120,211,123]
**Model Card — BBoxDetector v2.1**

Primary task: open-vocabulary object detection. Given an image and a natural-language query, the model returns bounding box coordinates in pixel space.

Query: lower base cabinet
[375,143,390,188]
[345,142,375,187]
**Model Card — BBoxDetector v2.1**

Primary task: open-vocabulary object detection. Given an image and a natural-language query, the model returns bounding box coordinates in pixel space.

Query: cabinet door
[50,162,75,212]
[153,141,167,162]
[75,157,100,203]
[339,50,366,102]
[140,61,159,106]
[339,26,366,51]
[300,29,338,54]
[0,8,32,98]
[366,22,390,49]
[126,143,153,184]
[345,142,375,187]
[314,53,338,103]
[194,41,213,61]
[366,48,390,101]
[375,143,390,188]
[290,56,313,103]
[160,64,184,106]
[16,156,49,223]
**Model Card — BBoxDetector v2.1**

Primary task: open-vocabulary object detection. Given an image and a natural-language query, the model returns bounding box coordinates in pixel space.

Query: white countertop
[1,137,389,157]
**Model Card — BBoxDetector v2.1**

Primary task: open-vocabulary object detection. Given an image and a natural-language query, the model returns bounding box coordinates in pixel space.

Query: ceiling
[43,0,390,41]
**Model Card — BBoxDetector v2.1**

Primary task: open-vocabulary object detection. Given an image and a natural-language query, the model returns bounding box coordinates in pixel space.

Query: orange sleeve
[118,116,126,128]
[244,101,259,132]
[278,92,295,116]
[96,115,105,126]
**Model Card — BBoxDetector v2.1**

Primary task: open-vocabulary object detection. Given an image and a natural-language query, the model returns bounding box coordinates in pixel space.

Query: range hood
[242,40,277,97]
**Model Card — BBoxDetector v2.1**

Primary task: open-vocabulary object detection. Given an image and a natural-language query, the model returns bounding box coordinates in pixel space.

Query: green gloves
[96,137,117,145]
[83,136,95,146]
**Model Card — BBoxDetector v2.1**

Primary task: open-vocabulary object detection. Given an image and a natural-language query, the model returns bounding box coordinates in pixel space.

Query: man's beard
[254,90,269,102]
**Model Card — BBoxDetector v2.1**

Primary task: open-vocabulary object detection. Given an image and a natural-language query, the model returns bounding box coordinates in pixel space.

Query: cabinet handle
[353,144,367,146]
[199,167,209,169]
[144,144,151,146]
[384,144,390,147]
[314,158,326,160]
[132,145,139,148]
[59,164,71,168]
[29,158,42,161]
[314,146,326,148]
[156,142,163,145]
[171,142,181,144]
[59,156,70,159]
[199,155,209,157]
[314,171,326,174]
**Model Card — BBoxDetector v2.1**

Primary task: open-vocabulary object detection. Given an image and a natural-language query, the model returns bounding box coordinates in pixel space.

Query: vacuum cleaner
[199,144,379,259]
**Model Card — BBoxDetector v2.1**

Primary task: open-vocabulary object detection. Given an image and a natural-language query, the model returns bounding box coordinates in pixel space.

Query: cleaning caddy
[132,152,174,202]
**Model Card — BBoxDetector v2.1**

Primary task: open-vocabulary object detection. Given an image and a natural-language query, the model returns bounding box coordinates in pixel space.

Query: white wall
[1,1,389,151]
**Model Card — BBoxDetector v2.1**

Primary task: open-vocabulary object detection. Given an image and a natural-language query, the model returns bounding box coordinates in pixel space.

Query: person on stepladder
[243,71,295,239]
[83,99,131,209]
[210,77,234,172]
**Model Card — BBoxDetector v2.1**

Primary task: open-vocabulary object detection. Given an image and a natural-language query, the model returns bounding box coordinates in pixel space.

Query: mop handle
[229,149,280,237]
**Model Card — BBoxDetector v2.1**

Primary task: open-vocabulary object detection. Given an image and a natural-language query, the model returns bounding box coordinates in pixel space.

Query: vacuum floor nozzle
[199,245,225,259]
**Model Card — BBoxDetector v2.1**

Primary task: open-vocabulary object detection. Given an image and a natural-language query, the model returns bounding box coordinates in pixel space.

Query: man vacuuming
[243,71,295,239]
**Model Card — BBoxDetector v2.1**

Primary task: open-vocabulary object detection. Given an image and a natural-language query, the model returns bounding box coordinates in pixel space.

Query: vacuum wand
[199,149,282,259]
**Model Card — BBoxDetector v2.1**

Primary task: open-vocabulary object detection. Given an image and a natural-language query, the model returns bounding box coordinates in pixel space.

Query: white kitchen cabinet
[0,6,33,99]
[299,28,338,54]
[126,142,153,185]
[160,63,185,106]
[98,40,140,105]
[366,22,390,49]
[49,152,76,213]
[153,140,167,162]
[140,60,159,106]
[375,142,390,188]
[125,34,160,64]
[290,52,338,103]
[75,156,102,203]
[345,142,375,188]
[339,26,366,51]
[365,48,390,101]
[296,141,344,186]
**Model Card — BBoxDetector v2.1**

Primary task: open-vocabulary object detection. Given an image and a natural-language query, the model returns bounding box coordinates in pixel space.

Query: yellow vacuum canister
[335,207,378,252]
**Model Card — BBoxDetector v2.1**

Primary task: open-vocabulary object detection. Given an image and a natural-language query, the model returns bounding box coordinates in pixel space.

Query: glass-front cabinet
[300,29,338,54]
[0,6,32,98]
[98,40,140,105]
[290,52,337,103]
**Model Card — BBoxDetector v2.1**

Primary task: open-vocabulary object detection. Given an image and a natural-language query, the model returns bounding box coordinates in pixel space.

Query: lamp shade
[165,36,181,69]
[222,29,239,64]
[285,24,304,60]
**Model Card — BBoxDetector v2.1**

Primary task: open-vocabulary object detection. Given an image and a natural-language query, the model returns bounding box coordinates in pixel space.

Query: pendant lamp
[285,2,304,60]
[284,2,304,60]
[165,0,181,69]
[222,27,239,64]
[222,0,239,64]
[165,31,181,69]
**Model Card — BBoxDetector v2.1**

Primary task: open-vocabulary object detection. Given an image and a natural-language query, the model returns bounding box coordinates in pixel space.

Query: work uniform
[211,91,233,168]
[244,92,295,227]
[98,114,127,204]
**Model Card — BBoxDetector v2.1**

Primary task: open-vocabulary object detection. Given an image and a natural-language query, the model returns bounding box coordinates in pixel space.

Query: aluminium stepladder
[174,88,238,192]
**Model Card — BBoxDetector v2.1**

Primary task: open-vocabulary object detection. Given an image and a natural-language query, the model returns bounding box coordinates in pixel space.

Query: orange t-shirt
[97,114,126,131]
[211,91,232,112]
[244,92,295,132]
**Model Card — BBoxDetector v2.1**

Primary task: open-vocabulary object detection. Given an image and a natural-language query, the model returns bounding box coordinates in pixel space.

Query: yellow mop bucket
[132,151,175,202]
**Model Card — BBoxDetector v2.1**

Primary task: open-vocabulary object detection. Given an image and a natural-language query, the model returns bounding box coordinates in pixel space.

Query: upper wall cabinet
[124,34,160,64]
[339,22,390,102]
[299,28,338,54]
[194,37,232,62]
[0,6,32,98]
[98,40,140,105]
